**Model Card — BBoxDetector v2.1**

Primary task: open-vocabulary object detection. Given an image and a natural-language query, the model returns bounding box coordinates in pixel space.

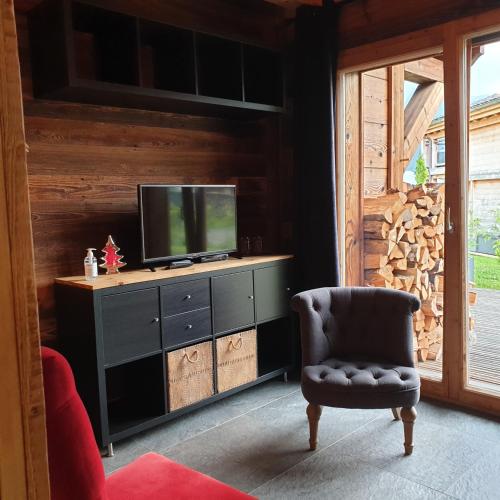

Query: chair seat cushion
[302,358,420,409]
[106,452,255,500]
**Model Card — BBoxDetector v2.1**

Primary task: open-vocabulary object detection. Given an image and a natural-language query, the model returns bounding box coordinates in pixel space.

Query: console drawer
[161,279,210,316]
[163,307,212,348]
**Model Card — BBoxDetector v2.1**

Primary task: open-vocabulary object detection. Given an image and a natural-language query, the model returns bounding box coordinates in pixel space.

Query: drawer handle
[186,324,193,330]
[184,294,191,300]
[152,317,160,323]
[229,337,243,351]
[248,295,254,300]
[183,350,199,363]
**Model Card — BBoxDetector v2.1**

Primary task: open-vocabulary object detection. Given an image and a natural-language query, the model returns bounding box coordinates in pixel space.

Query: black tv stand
[200,253,229,263]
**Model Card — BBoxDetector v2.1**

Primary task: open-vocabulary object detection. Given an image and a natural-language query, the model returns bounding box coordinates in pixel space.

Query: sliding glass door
[339,14,500,413]
[465,36,500,397]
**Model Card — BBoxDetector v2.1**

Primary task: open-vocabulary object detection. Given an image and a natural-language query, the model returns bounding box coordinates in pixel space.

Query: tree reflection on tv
[139,185,237,262]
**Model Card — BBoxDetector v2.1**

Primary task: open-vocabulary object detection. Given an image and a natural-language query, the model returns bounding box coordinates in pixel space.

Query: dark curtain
[294,3,341,291]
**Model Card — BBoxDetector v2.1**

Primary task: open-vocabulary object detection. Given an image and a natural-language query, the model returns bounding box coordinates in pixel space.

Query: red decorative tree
[100,235,126,274]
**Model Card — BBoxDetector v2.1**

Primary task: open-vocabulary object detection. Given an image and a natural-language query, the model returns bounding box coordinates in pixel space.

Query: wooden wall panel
[338,0,500,50]
[16,4,289,343]
[362,69,388,197]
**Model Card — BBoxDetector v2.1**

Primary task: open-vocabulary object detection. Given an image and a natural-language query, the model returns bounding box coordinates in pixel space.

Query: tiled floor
[103,379,500,499]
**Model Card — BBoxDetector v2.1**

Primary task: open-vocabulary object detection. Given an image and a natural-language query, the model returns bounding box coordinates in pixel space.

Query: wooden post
[0,1,50,498]
[344,72,363,286]
[388,64,405,191]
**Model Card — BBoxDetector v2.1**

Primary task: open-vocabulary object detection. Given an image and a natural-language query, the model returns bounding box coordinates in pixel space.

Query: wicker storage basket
[167,341,214,411]
[216,329,257,393]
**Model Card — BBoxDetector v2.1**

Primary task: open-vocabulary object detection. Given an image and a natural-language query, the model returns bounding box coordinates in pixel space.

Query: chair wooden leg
[391,407,401,420]
[400,407,417,456]
[306,404,322,451]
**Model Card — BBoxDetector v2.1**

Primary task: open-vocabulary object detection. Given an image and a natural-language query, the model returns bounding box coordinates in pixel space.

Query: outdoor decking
[421,288,500,390]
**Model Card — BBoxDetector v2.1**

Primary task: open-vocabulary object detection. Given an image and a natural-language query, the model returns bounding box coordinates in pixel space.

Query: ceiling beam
[405,57,444,84]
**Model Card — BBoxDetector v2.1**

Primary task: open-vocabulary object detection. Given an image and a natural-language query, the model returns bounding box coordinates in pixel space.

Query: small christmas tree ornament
[100,235,126,274]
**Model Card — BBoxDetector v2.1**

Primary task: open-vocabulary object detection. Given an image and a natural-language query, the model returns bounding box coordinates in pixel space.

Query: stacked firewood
[363,184,445,363]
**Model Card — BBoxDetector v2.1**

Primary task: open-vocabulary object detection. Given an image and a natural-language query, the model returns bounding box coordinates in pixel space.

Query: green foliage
[415,154,429,185]
[468,213,484,252]
[491,209,500,259]
[473,255,500,290]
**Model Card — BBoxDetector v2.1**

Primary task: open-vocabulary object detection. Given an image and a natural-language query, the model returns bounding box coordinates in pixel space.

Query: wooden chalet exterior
[425,94,500,232]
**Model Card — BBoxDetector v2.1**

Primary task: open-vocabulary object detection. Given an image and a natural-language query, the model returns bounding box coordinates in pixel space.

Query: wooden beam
[337,0,500,50]
[0,1,50,498]
[403,82,444,163]
[405,57,444,83]
[388,64,405,190]
[344,72,363,285]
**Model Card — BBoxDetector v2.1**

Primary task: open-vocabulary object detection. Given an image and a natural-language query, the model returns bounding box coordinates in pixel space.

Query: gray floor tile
[103,379,297,474]
[252,453,451,500]
[323,413,492,493]
[103,438,151,475]
[101,377,500,499]
[417,399,500,445]
[445,443,500,500]
[135,380,299,452]
[162,390,383,492]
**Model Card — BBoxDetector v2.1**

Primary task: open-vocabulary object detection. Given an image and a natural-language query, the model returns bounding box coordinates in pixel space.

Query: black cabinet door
[254,264,291,323]
[212,271,254,334]
[101,288,161,365]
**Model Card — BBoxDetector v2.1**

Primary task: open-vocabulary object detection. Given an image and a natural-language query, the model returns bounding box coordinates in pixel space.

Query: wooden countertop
[55,255,294,291]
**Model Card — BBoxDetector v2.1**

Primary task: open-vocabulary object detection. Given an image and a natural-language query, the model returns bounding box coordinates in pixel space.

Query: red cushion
[42,347,108,500]
[107,453,255,500]
[42,348,254,500]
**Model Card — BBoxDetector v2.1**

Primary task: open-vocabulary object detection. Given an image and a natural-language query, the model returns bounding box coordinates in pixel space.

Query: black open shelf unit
[258,318,294,376]
[105,353,165,436]
[28,0,285,117]
[72,2,139,85]
[139,20,196,94]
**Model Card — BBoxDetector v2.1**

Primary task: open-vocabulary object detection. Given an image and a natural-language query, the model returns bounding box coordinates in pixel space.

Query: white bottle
[84,248,98,281]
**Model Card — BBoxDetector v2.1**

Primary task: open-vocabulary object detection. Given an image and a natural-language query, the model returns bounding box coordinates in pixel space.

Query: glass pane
[466,39,500,394]
[359,55,445,380]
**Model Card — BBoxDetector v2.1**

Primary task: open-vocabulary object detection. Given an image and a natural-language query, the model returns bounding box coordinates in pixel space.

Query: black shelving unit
[28,0,285,117]
[55,257,296,449]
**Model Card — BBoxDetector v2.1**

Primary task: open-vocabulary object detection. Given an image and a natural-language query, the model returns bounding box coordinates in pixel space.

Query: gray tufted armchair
[292,287,421,455]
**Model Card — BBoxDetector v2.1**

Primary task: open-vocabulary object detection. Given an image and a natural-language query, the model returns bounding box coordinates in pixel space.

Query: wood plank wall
[15,1,292,344]
[362,68,389,197]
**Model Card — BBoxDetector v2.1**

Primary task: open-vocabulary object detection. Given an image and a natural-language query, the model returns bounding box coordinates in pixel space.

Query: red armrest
[106,452,256,500]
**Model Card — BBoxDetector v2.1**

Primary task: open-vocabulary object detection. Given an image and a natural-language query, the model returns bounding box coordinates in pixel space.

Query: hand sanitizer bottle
[84,248,98,281]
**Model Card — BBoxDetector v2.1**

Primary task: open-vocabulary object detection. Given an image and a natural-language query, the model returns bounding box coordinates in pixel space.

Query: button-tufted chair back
[292,287,420,368]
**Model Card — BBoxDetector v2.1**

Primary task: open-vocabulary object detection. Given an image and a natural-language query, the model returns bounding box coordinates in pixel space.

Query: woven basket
[167,341,214,411]
[216,329,257,393]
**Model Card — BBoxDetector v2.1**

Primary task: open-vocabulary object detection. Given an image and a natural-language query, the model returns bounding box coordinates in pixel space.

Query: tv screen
[139,185,237,263]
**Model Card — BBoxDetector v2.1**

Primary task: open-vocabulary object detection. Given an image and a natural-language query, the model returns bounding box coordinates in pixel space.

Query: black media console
[55,255,295,454]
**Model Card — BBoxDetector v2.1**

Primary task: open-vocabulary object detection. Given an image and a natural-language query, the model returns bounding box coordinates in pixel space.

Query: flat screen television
[138,184,237,264]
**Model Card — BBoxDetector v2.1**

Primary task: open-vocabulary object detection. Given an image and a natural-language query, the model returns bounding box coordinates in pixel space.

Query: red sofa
[42,347,255,500]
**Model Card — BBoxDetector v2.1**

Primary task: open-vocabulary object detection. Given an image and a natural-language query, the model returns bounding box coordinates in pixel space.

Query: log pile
[363,184,446,363]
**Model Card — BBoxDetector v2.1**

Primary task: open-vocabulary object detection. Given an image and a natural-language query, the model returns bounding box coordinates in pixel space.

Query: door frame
[337,7,500,416]
[0,1,50,498]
